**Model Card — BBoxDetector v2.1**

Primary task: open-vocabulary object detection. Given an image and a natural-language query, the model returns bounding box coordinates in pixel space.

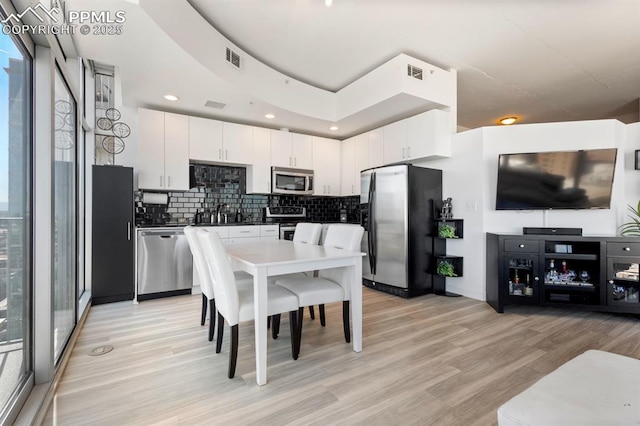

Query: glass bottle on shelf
[524,273,533,296]
[561,260,568,283]
[547,259,557,284]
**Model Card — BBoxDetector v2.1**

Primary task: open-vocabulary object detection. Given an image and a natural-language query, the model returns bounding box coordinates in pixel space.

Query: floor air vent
[407,64,423,80]
[226,47,242,69]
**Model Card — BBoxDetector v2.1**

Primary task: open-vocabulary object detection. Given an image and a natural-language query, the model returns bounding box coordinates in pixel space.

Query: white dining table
[224,239,364,386]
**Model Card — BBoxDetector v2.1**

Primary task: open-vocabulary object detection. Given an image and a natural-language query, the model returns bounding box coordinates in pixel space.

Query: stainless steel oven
[280,225,297,241]
[263,206,307,239]
[271,167,314,195]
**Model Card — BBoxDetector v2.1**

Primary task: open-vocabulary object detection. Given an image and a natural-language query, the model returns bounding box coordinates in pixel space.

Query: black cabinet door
[503,253,541,305]
[91,165,134,304]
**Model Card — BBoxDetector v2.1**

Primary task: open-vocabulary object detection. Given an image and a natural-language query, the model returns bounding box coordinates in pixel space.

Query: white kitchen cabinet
[259,225,279,240]
[270,130,313,169]
[189,118,253,165]
[246,127,271,194]
[138,109,189,191]
[188,116,223,163]
[313,136,341,196]
[137,109,165,190]
[340,129,383,197]
[291,133,313,169]
[340,136,356,196]
[354,133,369,190]
[406,109,452,160]
[382,119,408,165]
[222,122,253,164]
[368,127,384,168]
[382,109,452,164]
[270,130,292,168]
[226,225,278,244]
[340,133,369,196]
[164,113,190,190]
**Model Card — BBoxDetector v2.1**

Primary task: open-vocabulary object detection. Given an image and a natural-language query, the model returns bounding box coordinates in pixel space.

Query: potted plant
[438,222,458,239]
[436,259,457,277]
[619,200,640,236]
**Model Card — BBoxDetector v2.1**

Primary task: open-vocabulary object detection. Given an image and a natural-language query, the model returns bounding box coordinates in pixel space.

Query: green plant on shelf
[437,260,457,277]
[438,223,458,239]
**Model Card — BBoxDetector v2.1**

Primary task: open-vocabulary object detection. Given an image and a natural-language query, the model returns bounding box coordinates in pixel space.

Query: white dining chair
[184,226,253,341]
[275,224,364,357]
[293,222,322,245]
[271,222,323,336]
[197,228,301,378]
[184,226,218,341]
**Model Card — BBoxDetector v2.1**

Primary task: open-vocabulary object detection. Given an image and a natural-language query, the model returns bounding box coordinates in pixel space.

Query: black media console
[486,233,640,315]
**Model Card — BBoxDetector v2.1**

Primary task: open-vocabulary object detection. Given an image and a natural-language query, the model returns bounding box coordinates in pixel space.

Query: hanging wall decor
[96,107,131,155]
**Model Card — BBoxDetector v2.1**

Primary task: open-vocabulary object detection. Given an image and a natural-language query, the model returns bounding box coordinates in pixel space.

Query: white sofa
[497,349,640,425]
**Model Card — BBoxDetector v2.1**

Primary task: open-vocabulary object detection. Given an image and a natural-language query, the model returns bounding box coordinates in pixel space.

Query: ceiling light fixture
[499,116,517,125]
[325,0,333,6]
[329,126,339,131]
[265,113,275,119]
[164,94,179,101]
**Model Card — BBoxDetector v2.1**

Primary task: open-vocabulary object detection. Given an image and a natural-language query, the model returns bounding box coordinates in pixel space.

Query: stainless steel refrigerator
[360,164,442,297]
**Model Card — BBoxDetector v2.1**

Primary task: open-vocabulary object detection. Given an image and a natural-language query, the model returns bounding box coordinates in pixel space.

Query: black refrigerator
[92,165,134,304]
[360,164,442,297]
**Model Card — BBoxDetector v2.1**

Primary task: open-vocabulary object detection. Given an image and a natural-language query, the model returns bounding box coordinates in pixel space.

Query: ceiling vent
[204,100,227,110]
[407,64,423,81]
[226,47,242,69]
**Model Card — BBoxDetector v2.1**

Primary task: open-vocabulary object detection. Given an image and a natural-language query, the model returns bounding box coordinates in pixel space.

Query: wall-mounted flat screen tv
[496,148,617,210]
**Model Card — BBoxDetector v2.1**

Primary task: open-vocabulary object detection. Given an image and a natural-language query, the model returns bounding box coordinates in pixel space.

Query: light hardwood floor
[41,288,640,425]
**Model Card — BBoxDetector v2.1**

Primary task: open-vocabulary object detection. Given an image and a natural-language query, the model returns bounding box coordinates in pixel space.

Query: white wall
[415,119,635,302]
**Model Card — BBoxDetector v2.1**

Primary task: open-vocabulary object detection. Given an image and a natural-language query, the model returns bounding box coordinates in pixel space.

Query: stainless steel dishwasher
[137,228,193,300]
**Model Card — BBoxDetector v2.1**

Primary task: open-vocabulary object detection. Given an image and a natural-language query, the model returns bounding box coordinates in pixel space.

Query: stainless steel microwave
[271,167,314,195]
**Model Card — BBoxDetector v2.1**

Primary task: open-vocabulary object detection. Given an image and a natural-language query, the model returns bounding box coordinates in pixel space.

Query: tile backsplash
[136,164,360,225]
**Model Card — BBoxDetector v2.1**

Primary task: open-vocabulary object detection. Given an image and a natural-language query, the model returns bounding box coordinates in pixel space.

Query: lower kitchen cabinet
[191,225,278,289]
[92,165,134,304]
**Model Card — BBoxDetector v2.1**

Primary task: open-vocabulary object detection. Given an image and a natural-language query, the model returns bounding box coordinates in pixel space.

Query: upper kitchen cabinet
[138,109,189,191]
[341,136,356,196]
[270,130,313,169]
[382,109,452,164]
[222,122,253,164]
[188,116,223,162]
[246,127,271,194]
[406,109,451,160]
[313,136,341,196]
[368,127,384,168]
[341,133,369,196]
[292,133,313,169]
[188,118,253,165]
[382,119,408,164]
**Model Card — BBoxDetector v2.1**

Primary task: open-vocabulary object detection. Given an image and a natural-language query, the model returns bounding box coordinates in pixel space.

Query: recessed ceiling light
[164,94,179,101]
[329,126,339,131]
[265,113,275,119]
[500,116,517,125]
[325,0,333,6]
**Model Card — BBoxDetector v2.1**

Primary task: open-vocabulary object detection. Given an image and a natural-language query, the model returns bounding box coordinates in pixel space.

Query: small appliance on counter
[339,205,348,223]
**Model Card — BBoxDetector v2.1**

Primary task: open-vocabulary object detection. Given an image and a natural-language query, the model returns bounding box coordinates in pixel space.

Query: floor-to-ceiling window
[0,25,32,419]
[53,68,76,363]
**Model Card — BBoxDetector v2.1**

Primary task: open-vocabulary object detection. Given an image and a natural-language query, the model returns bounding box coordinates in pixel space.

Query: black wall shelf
[432,201,464,297]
